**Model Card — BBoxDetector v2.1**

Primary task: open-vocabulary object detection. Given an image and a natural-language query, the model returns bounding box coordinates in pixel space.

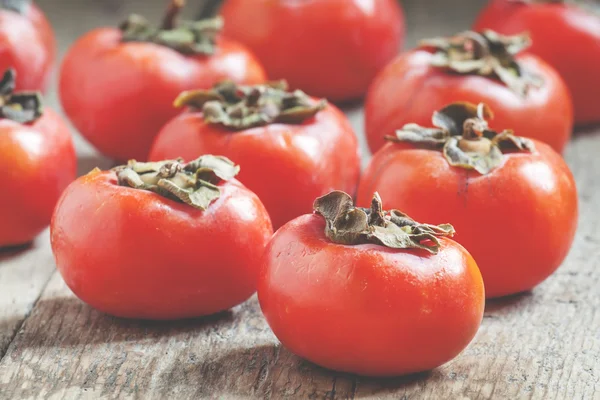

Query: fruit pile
[2,0,593,377]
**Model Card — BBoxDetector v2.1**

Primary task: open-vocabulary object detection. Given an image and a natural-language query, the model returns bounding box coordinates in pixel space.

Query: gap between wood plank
[0,270,57,363]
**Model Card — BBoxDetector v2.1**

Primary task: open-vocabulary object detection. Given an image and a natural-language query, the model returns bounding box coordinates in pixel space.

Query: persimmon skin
[0,3,55,91]
[258,214,485,377]
[51,171,273,320]
[220,0,405,102]
[474,0,600,125]
[0,109,76,247]
[365,50,573,154]
[357,140,578,298]
[149,105,361,229]
[59,28,266,162]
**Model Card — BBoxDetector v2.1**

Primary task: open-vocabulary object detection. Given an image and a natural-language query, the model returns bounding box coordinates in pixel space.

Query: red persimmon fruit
[149,81,361,229]
[474,0,600,125]
[0,0,55,91]
[359,102,578,298]
[220,0,405,102]
[51,155,273,320]
[0,69,76,247]
[259,190,484,376]
[365,30,572,154]
[59,0,266,162]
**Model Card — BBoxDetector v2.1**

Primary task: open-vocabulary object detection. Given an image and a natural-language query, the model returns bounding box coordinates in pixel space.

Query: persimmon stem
[387,102,535,175]
[162,0,186,30]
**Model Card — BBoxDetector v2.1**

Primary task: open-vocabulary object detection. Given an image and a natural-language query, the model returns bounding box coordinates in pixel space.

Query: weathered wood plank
[0,0,199,371]
[0,131,598,399]
[1,0,598,398]
[0,232,55,360]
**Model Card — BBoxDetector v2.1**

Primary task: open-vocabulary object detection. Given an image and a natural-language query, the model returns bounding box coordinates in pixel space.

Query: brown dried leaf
[120,13,222,56]
[313,191,455,254]
[175,81,326,131]
[0,69,43,124]
[421,30,543,96]
[114,155,239,210]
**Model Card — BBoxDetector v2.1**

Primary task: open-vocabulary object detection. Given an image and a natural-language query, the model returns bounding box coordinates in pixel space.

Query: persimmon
[0,1,55,91]
[365,30,572,154]
[474,0,600,125]
[51,156,273,320]
[220,0,405,101]
[149,81,361,229]
[259,191,484,376]
[0,69,76,247]
[59,0,265,162]
[359,102,578,298]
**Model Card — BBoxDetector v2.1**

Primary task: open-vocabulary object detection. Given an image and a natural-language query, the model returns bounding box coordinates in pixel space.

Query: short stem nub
[162,0,185,30]
[368,192,386,226]
[458,137,493,154]
[387,101,534,175]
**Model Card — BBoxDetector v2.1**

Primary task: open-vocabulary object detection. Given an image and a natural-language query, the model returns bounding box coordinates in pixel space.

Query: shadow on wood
[1,297,236,350]
[484,291,534,316]
[130,342,434,398]
[0,244,33,264]
[0,293,445,399]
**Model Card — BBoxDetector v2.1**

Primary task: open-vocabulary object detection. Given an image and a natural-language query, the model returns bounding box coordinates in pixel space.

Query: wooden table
[1,1,598,398]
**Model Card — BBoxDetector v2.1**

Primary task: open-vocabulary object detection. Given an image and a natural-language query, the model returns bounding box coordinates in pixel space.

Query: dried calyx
[0,69,43,124]
[0,0,30,13]
[174,80,327,131]
[114,155,240,210]
[120,0,222,55]
[314,191,455,254]
[420,30,543,96]
[386,102,535,175]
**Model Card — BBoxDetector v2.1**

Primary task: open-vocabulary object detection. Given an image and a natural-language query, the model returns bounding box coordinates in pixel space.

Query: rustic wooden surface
[1,0,599,399]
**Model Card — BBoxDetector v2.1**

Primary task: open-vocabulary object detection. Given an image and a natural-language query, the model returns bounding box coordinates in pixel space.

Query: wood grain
[1,131,599,399]
[1,0,598,399]
[0,232,55,359]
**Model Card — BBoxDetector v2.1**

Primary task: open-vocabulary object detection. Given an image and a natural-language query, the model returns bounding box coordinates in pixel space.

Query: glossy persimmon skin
[474,0,600,125]
[0,109,76,247]
[358,140,578,298]
[51,171,273,320]
[220,0,405,102]
[0,3,55,91]
[148,105,361,229]
[59,29,266,162]
[258,214,485,377]
[365,50,573,154]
